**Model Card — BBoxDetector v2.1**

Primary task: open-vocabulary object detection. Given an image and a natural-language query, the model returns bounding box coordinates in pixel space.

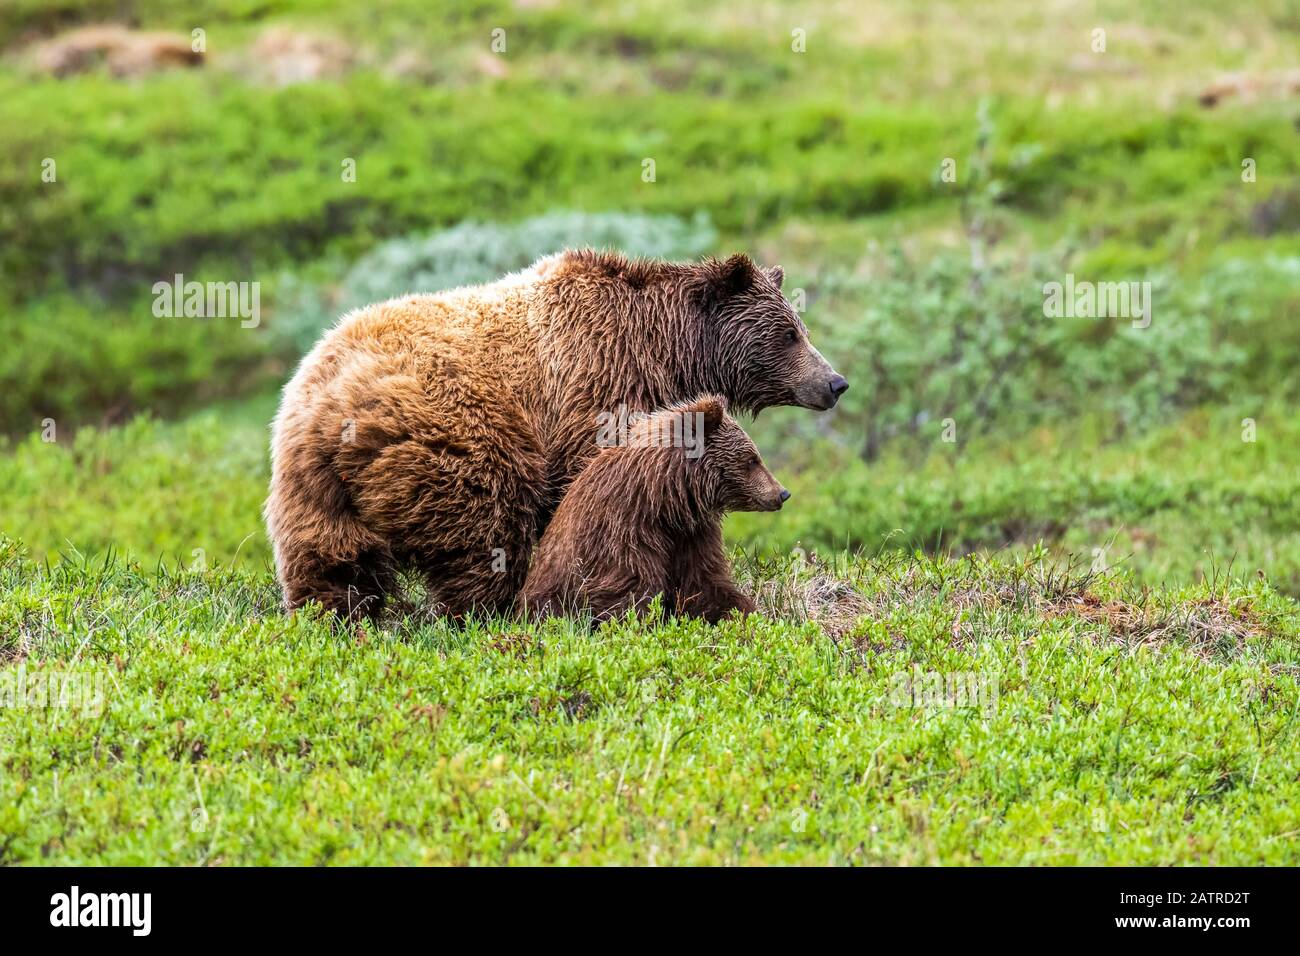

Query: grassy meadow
[1,0,1298,864]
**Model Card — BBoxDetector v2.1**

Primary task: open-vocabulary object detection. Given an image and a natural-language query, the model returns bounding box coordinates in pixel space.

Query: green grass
[0,397,275,569]
[3,543,1297,865]
[6,58,1295,296]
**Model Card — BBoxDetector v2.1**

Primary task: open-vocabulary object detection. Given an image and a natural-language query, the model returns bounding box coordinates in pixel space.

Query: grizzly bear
[518,395,784,623]
[265,250,846,621]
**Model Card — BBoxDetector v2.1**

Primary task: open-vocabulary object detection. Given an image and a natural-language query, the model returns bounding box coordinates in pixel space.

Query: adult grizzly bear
[519,394,785,623]
[265,250,846,620]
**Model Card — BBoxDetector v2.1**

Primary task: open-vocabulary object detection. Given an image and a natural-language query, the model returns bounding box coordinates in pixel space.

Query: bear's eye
[749,455,761,468]
[784,328,798,344]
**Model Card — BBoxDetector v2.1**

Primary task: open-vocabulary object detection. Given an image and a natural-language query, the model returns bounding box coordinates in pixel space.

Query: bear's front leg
[422,545,532,619]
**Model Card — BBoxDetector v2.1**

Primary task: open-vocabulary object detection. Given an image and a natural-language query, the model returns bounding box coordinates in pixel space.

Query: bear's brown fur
[518,395,785,623]
[265,250,845,620]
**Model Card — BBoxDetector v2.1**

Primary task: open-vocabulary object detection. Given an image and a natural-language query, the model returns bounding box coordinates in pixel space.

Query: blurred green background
[2,0,1298,593]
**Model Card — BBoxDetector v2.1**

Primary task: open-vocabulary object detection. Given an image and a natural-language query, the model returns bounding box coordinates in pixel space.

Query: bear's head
[670,394,789,514]
[698,254,848,414]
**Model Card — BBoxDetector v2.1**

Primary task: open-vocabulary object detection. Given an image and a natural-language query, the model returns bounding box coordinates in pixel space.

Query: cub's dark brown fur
[518,395,787,623]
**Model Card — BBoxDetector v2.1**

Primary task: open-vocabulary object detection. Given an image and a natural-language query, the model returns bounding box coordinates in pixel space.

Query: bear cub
[518,395,788,623]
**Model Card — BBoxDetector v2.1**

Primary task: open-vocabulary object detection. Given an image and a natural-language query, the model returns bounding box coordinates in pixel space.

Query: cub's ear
[690,394,728,436]
[766,265,784,289]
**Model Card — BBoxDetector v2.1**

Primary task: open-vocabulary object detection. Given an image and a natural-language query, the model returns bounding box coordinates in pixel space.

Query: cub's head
[698,254,848,413]
[643,395,788,514]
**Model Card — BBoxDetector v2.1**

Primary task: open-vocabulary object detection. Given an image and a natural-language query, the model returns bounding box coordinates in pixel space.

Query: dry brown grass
[745,551,1274,660]
[751,565,873,640]
[1043,592,1264,659]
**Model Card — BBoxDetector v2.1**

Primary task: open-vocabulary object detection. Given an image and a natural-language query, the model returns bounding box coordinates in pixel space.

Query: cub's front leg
[678,583,755,624]
[672,528,755,623]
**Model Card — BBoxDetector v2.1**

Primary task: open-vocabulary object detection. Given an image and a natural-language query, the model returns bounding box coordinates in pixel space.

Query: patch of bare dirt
[30,25,202,78]
[1199,70,1300,108]
[247,27,356,86]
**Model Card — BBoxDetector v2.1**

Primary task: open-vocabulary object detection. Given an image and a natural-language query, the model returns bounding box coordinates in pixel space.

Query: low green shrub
[0,288,272,434]
[783,252,1297,461]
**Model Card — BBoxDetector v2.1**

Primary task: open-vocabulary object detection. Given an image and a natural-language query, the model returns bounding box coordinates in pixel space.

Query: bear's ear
[766,265,784,289]
[708,254,757,299]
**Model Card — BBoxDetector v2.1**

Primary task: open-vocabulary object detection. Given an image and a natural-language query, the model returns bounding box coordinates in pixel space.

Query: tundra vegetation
[1,0,1297,863]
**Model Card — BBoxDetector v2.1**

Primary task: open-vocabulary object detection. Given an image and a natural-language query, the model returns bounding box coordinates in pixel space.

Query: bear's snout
[762,486,790,511]
[791,342,847,411]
